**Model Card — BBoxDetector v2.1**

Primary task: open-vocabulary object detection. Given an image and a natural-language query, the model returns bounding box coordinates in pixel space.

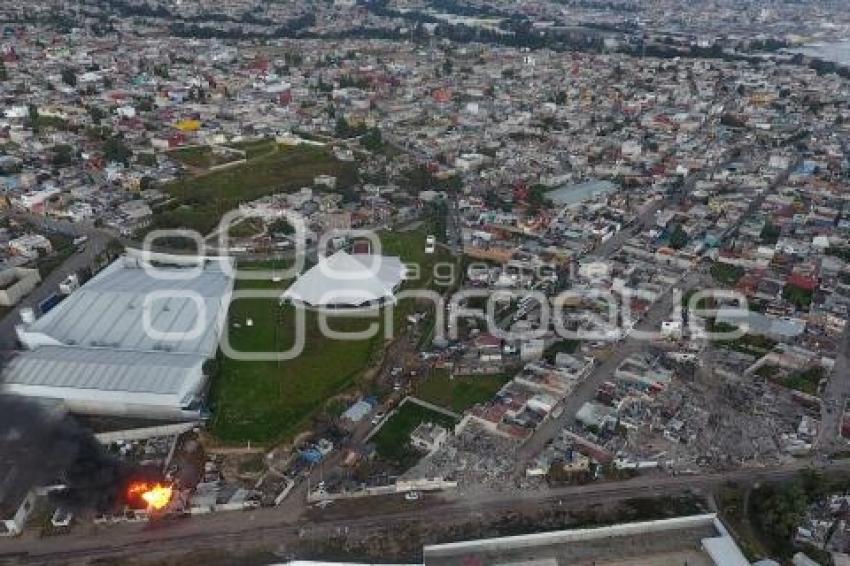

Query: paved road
[2,458,848,564]
[516,271,705,467]
[0,229,110,351]
[588,196,662,259]
[513,156,744,468]
[516,149,802,468]
[817,325,850,452]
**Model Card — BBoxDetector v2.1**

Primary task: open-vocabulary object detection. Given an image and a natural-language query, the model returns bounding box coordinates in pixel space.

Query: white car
[404,491,421,501]
[371,411,386,425]
[424,235,436,254]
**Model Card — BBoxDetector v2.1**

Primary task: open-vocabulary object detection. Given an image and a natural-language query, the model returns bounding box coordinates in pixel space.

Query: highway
[2,459,849,564]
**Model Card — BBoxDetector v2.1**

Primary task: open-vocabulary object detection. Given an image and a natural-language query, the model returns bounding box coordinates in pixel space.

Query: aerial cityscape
[1,1,850,565]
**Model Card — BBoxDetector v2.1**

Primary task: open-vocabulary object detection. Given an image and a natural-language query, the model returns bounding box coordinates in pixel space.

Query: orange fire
[127,481,173,511]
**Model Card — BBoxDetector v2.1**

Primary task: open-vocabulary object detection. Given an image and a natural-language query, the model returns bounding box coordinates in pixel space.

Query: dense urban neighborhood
[2,1,850,565]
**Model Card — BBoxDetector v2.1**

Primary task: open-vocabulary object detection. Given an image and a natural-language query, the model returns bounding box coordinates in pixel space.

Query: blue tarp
[342,400,372,422]
[300,449,323,464]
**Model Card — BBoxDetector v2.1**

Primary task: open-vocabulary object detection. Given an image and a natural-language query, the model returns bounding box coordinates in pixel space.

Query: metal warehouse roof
[4,255,235,416]
[23,256,235,356]
[3,346,204,394]
[2,346,206,412]
[716,308,806,339]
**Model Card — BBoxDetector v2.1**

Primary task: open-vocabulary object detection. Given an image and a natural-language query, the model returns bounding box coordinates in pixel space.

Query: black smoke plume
[0,396,132,513]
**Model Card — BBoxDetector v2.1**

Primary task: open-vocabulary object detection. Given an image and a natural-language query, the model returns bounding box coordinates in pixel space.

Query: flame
[127,481,173,511]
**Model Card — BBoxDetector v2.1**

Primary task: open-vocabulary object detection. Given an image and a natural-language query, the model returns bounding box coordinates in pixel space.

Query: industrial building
[281,250,407,310]
[1,254,235,420]
[423,514,749,566]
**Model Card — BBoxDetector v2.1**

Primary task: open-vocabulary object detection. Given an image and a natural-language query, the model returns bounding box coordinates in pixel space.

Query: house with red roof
[786,273,817,292]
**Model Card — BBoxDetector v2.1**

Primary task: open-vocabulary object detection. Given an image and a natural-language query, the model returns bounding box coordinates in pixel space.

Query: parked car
[371,411,386,425]
[425,235,436,254]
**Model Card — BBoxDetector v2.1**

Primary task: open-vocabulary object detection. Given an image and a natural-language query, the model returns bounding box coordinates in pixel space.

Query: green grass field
[710,262,745,286]
[381,225,456,330]
[168,146,244,169]
[209,274,382,444]
[210,229,458,445]
[415,370,510,413]
[371,401,458,468]
[226,138,278,159]
[151,143,356,236]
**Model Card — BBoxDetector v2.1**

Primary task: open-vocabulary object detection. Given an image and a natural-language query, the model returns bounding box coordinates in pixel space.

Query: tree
[339,185,359,204]
[668,225,689,250]
[335,116,366,138]
[153,64,169,79]
[361,127,383,151]
[526,184,552,215]
[268,218,294,235]
[136,153,157,167]
[60,67,77,87]
[760,221,780,245]
[335,116,350,137]
[52,144,73,167]
[751,482,808,547]
[85,125,110,141]
[783,284,813,310]
[137,97,154,112]
[403,164,435,193]
[103,135,132,166]
[28,104,39,132]
[88,105,106,125]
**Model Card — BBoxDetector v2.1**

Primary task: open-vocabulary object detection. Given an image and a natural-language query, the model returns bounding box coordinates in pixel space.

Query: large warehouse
[281,250,407,309]
[2,254,235,420]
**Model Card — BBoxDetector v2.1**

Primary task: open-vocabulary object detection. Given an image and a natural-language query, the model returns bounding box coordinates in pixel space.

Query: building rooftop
[3,346,207,408]
[423,514,747,566]
[4,254,234,417]
[18,254,235,356]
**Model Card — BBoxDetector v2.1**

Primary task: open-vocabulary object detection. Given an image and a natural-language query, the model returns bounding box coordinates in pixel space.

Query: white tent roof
[282,251,406,307]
